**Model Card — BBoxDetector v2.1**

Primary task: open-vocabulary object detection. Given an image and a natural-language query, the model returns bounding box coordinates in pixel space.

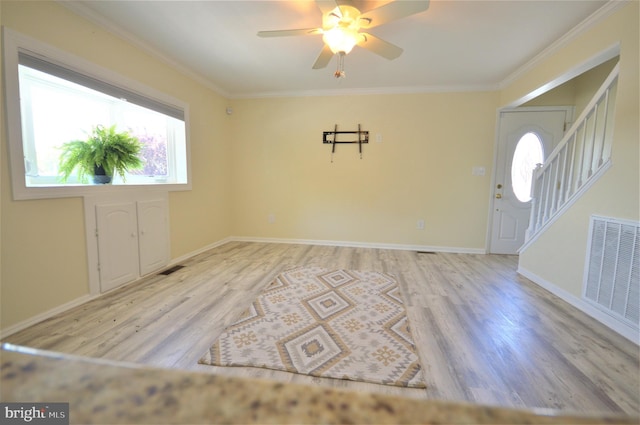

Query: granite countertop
[1,343,636,424]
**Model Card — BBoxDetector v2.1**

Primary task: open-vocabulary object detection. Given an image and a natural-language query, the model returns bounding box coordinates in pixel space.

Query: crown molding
[57,1,231,99]
[498,0,628,90]
[53,1,499,100]
[230,83,500,99]
[57,0,626,100]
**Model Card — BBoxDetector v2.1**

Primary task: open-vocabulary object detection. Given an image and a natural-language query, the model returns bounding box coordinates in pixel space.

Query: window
[511,132,544,202]
[3,28,191,200]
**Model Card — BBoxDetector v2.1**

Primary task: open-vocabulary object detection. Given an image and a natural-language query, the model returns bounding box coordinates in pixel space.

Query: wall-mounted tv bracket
[323,124,369,162]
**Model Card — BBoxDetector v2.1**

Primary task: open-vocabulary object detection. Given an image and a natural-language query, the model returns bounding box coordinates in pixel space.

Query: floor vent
[584,215,639,330]
[416,251,437,255]
[160,265,185,276]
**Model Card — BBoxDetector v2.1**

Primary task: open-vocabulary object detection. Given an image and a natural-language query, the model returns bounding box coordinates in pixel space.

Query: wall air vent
[584,215,639,331]
[160,265,185,276]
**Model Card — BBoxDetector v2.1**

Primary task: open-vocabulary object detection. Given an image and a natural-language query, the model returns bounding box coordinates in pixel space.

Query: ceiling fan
[257,0,430,78]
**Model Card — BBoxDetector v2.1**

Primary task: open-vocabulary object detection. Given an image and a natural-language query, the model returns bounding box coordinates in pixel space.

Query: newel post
[526,163,544,241]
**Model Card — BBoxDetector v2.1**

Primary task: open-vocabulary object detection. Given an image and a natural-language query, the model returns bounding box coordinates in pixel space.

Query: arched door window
[511,132,544,202]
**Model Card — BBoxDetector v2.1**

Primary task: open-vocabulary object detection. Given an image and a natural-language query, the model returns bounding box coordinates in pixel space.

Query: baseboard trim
[518,266,639,345]
[230,236,486,254]
[0,236,235,339]
[0,236,483,338]
[0,294,98,339]
[168,236,235,266]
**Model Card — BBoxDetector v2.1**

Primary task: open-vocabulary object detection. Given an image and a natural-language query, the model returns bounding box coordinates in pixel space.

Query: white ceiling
[63,0,610,98]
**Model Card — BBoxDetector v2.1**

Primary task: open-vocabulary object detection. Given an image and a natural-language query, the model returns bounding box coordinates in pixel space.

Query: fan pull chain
[334,52,346,79]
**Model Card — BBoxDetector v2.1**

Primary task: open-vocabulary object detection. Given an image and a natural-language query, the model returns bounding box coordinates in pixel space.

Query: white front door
[489,108,571,254]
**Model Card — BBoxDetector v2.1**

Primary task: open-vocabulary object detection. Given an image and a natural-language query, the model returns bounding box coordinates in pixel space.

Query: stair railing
[525,63,619,243]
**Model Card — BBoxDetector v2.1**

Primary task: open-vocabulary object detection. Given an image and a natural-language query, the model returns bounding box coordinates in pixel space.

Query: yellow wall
[515,2,639,297]
[573,57,618,118]
[229,92,498,248]
[523,79,576,108]
[0,1,233,330]
[2,0,636,333]
[523,57,618,116]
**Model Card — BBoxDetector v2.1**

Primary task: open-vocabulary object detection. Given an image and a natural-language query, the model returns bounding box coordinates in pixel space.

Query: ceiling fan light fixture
[322,26,359,54]
[257,0,430,71]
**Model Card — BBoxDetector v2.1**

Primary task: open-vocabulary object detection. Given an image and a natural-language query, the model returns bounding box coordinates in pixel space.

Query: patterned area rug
[199,266,425,388]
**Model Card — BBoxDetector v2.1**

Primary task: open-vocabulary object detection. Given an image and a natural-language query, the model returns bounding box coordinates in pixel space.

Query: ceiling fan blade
[359,0,429,29]
[257,28,323,37]
[336,0,356,15]
[357,33,403,60]
[317,0,357,21]
[312,45,335,69]
[315,0,339,15]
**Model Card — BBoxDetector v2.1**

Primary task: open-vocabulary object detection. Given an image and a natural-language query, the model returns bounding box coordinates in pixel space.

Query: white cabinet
[92,196,169,293]
[137,199,169,276]
[96,202,140,292]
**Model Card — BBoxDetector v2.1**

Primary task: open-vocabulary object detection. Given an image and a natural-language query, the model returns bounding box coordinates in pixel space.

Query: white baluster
[558,143,569,207]
[577,115,590,189]
[541,162,553,225]
[565,133,577,200]
[596,87,611,169]
[550,157,559,215]
[529,163,544,236]
[586,100,600,178]
[524,64,619,242]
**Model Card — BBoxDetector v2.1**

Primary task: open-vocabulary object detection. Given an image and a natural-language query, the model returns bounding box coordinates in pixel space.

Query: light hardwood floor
[4,242,639,415]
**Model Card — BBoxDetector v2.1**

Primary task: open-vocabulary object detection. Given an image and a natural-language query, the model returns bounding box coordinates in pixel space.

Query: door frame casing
[486,106,574,254]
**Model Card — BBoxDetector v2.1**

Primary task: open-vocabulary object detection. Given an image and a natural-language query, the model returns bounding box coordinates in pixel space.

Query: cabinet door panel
[96,203,139,292]
[137,199,169,275]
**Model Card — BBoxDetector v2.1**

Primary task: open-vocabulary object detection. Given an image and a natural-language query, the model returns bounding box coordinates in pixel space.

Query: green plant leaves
[58,125,143,183]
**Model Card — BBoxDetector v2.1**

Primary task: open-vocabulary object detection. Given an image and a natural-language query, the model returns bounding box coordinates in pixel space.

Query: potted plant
[59,125,143,184]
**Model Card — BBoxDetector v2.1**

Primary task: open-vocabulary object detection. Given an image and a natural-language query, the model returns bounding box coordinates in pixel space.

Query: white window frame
[3,27,192,200]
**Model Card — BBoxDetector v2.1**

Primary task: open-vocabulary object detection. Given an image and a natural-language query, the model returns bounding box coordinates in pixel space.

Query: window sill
[10,182,191,201]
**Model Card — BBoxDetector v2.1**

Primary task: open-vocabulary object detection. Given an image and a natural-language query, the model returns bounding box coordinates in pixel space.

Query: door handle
[495,193,502,199]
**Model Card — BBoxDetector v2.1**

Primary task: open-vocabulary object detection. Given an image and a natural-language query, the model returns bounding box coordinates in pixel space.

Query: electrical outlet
[417,219,425,230]
[268,214,275,223]
[376,133,383,143]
